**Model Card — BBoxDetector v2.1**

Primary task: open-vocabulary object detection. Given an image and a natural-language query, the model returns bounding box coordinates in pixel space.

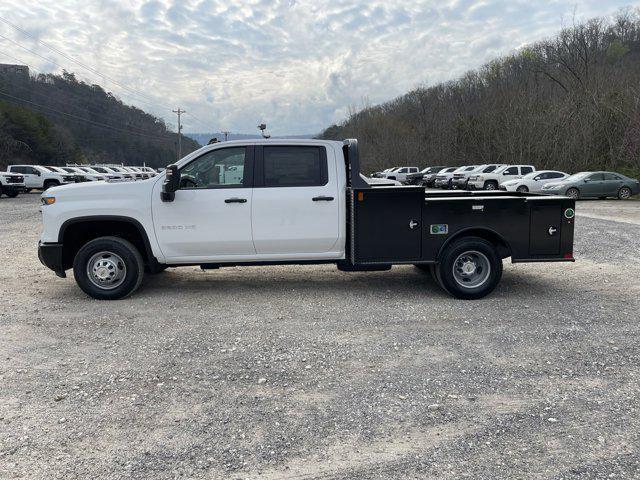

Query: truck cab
[38,139,575,301]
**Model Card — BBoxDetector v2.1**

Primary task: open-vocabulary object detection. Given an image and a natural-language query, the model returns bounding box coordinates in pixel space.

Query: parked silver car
[541,171,640,199]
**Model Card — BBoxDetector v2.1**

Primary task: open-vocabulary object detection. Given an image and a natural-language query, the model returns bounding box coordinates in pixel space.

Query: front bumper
[2,185,26,193]
[38,242,66,278]
[467,180,484,189]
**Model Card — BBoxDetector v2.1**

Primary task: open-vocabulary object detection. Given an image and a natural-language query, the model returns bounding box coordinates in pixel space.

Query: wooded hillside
[0,71,199,169]
[320,10,640,177]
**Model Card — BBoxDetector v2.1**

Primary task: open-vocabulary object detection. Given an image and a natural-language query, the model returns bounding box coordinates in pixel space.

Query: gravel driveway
[1,195,639,479]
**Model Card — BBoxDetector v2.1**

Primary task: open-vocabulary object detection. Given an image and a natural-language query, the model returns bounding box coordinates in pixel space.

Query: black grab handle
[224,198,247,203]
[312,196,334,201]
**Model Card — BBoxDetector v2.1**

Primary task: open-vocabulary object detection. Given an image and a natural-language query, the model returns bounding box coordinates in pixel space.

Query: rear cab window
[258,146,328,187]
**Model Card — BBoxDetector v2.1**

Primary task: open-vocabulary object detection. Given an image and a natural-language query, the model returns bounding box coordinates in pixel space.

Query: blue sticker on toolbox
[430,224,448,235]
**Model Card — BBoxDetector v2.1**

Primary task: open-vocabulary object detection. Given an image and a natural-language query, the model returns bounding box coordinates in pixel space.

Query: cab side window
[179,147,247,189]
[521,167,534,175]
[503,167,518,175]
[261,146,327,187]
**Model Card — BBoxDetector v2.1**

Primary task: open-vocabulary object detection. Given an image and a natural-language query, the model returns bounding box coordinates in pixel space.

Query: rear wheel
[516,185,529,193]
[565,187,579,199]
[618,187,632,200]
[73,236,144,300]
[484,181,498,191]
[437,237,503,300]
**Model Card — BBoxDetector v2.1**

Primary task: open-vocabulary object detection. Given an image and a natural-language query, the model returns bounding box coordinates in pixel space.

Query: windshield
[93,167,108,173]
[82,167,100,174]
[61,167,76,173]
[565,172,590,181]
[494,165,509,174]
[38,166,53,172]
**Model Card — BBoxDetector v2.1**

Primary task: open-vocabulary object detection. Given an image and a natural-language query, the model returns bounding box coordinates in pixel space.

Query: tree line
[320,10,640,178]
[0,70,199,169]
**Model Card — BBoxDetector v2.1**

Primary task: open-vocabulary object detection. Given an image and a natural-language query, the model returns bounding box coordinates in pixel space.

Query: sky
[0,0,635,135]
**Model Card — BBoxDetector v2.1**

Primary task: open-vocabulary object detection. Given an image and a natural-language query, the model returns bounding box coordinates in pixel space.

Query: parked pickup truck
[0,171,26,197]
[38,139,576,301]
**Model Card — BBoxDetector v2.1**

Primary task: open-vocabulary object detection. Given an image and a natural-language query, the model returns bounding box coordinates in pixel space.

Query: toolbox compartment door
[352,188,422,262]
[529,203,562,255]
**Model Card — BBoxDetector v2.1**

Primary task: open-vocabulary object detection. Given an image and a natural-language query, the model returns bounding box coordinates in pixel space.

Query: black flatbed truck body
[342,140,576,268]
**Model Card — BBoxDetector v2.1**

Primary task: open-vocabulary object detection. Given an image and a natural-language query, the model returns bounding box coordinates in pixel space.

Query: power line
[0,50,181,140]
[0,32,171,115]
[0,15,214,132]
[0,90,176,143]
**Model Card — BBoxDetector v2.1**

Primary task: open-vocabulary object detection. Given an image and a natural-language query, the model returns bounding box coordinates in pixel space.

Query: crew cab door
[151,146,256,260]
[10,166,39,188]
[251,145,340,255]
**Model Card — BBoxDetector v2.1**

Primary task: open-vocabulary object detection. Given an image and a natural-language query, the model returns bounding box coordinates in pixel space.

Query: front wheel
[6,190,19,198]
[618,187,632,200]
[437,237,503,300]
[565,187,579,199]
[484,181,498,191]
[73,236,144,300]
[43,180,60,190]
[516,185,529,193]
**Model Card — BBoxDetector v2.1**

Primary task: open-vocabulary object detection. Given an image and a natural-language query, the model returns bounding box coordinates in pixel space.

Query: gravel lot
[1,194,639,479]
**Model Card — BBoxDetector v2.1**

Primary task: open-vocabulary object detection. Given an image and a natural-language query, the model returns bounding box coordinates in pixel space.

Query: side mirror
[161,164,180,202]
[583,178,590,183]
[534,177,541,181]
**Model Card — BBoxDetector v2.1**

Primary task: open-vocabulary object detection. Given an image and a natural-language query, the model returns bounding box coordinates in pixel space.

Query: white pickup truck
[38,139,576,301]
[0,171,26,197]
[7,165,76,190]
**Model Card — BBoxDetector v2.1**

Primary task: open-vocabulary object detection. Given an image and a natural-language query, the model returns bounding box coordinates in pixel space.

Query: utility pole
[222,131,230,142]
[172,108,185,160]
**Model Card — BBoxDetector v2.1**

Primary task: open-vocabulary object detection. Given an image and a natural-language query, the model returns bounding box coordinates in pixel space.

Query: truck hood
[44,176,158,198]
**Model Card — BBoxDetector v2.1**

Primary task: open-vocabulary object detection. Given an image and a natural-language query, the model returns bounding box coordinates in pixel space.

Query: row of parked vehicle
[0,163,160,198]
[371,165,640,199]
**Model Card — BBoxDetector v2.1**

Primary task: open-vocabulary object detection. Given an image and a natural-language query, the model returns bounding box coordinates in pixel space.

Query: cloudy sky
[0,0,634,135]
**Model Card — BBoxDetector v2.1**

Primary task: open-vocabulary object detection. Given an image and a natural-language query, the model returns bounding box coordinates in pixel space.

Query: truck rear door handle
[224,197,247,203]
[312,196,334,201]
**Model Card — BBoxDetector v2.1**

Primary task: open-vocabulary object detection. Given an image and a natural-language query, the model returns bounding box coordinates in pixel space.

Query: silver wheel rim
[453,250,491,289]
[620,188,631,199]
[86,251,127,290]
[567,189,578,198]
[517,186,527,193]
[485,183,496,190]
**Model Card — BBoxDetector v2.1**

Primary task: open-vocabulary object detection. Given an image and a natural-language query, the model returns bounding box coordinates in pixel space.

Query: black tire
[484,181,499,191]
[25,188,32,193]
[0,184,3,197]
[6,190,19,198]
[516,185,529,193]
[73,236,144,300]
[437,237,503,300]
[565,187,579,199]
[618,187,632,200]
[43,180,60,191]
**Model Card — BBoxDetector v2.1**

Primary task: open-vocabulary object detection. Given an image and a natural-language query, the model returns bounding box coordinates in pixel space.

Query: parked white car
[62,166,107,182]
[467,165,536,190]
[500,170,569,193]
[384,167,420,182]
[7,165,75,190]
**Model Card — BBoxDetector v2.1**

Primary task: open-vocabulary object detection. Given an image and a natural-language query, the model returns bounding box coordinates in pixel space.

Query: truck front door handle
[224,197,247,204]
[312,196,334,202]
